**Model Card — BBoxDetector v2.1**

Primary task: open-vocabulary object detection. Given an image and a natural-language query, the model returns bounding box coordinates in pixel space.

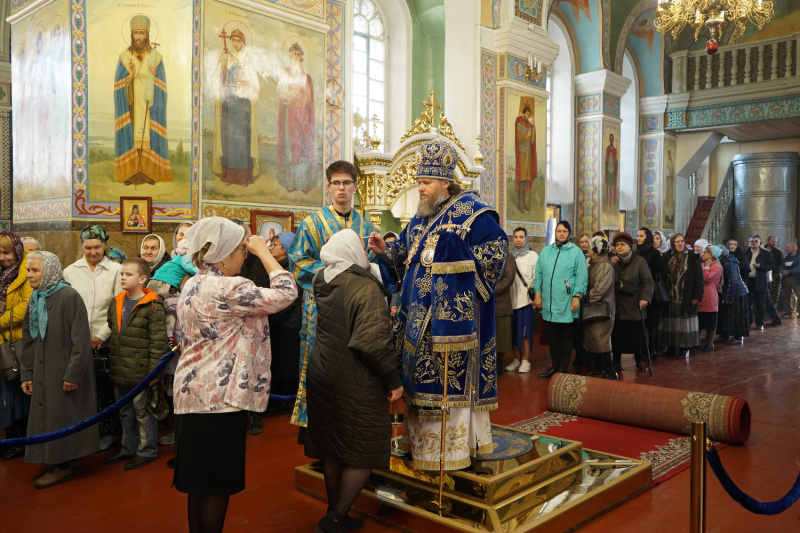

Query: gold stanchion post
[690,421,707,533]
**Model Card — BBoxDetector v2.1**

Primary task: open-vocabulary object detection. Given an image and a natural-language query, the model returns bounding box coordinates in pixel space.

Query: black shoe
[754,325,764,331]
[726,338,743,345]
[124,456,157,470]
[1,445,24,461]
[249,413,263,436]
[714,336,730,343]
[701,344,714,352]
[103,452,135,464]
[166,457,175,469]
[674,348,689,359]
[603,371,619,381]
[766,320,782,327]
[316,511,347,533]
[538,368,556,378]
[635,360,648,372]
[326,509,364,532]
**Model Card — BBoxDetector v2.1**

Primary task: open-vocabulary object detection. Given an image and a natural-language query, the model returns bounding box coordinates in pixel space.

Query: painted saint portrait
[663,139,677,229]
[114,15,173,185]
[202,0,325,207]
[600,121,621,229]
[505,90,545,223]
[212,25,260,186]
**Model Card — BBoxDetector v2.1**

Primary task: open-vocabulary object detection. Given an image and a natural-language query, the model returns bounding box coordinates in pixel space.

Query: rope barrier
[0,348,297,448]
[707,446,800,515]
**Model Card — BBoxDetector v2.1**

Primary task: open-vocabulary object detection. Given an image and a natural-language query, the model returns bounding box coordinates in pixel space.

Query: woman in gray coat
[583,236,617,380]
[611,233,654,372]
[306,230,403,533]
[20,251,98,489]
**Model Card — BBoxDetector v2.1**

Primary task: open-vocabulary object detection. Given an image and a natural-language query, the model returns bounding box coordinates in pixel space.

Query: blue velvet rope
[707,446,800,515]
[0,349,297,448]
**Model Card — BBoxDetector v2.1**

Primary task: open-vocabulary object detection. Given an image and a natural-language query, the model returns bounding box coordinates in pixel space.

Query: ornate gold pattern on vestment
[481,337,497,395]
[433,277,449,297]
[433,291,476,322]
[414,273,432,298]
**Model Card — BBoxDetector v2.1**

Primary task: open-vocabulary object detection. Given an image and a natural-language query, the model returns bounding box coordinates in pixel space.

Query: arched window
[353,0,386,151]
[546,15,575,207]
[620,51,639,213]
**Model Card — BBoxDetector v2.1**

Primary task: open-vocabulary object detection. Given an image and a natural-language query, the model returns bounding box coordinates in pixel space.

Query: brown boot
[34,465,74,489]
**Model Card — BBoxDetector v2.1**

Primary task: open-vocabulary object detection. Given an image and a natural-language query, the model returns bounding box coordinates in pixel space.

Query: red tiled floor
[2,319,799,531]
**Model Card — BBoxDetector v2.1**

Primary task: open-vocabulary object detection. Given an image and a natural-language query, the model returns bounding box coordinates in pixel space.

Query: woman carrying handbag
[582,236,617,380]
[636,228,669,358]
[0,231,32,461]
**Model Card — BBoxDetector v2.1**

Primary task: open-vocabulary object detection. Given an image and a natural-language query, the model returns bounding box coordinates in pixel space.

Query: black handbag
[652,275,670,304]
[0,309,21,381]
[580,300,611,322]
[514,266,536,301]
[616,280,638,296]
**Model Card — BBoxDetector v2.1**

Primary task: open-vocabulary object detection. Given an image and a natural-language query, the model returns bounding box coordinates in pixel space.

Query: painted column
[574,70,630,236]
[638,95,676,233]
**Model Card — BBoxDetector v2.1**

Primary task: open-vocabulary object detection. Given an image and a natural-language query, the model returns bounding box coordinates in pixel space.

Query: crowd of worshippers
[0,145,798,533]
[498,227,798,382]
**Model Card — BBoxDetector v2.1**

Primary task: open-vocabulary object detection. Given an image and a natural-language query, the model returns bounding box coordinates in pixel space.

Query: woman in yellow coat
[0,231,32,460]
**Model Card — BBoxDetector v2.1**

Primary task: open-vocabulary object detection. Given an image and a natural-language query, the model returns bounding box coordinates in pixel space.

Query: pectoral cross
[218,28,229,53]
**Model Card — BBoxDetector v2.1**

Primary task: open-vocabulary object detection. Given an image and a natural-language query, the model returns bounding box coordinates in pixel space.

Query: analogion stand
[295,424,652,532]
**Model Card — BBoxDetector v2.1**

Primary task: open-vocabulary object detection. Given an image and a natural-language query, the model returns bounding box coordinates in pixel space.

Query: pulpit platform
[295,423,652,532]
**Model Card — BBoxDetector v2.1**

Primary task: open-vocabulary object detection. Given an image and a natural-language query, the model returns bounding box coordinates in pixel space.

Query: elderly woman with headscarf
[173,217,297,533]
[716,244,750,346]
[636,227,668,358]
[658,233,704,359]
[63,225,122,449]
[697,245,724,351]
[582,236,616,380]
[610,232,654,372]
[20,251,98,488]
[0,231,32,461]
[305,229,403,533]
[139,234,169,278]
[726,238,751,280]
[653,231,670,256]
[171,223,193,258]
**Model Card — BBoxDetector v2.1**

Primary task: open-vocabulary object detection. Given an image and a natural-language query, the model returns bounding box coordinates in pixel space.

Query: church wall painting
[503,88,546,226]
[626,9,663,98]
[85,0,194,211]
[663,137,676,229]
[599,120,620,230]
[553,0,601,73]
[201,0,326,208]
[11,0,72,206]
[639,137,662,229]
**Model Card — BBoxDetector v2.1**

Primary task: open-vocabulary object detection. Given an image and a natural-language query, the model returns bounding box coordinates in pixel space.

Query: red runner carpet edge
[510,411,726,484]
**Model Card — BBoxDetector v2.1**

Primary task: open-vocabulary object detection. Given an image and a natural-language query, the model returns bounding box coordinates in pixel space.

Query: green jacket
[534,241,588,323]
[107,288,169,387]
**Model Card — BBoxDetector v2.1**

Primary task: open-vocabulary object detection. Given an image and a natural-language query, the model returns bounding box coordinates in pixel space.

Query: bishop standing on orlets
[369,138,508,471]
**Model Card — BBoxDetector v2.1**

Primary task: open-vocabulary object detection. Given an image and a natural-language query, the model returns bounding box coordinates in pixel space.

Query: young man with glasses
[286,161,375,434]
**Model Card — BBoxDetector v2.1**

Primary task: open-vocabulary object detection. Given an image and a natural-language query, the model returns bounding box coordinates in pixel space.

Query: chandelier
[654,0,774,54]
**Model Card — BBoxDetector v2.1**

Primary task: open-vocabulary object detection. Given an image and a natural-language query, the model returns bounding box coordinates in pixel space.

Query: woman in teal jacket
[533,221,588,377]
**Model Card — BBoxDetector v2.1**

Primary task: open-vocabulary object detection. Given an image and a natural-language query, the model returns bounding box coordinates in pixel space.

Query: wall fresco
[504,88,547,224]
[599,120,620,229]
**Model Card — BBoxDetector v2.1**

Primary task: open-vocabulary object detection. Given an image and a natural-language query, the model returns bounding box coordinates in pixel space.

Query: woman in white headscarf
[172,217,297,533]
[140,234,169,277]
[305,229,403,533]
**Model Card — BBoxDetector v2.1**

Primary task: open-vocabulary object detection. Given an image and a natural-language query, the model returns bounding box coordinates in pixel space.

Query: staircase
[685,196,715,244]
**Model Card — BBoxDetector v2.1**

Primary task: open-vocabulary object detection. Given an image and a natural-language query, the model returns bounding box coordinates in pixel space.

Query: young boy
[103,257,169,470]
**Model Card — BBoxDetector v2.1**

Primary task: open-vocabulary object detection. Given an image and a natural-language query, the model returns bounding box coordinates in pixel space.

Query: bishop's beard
[417,189,449,217]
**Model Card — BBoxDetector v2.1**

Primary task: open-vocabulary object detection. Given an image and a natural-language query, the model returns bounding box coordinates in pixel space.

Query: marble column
[574,70,630,236]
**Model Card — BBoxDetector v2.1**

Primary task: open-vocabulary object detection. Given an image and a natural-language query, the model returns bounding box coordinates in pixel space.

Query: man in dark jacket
[240,231,304,433]
[766,236,784,311]
[744,234,781,329]
[494,252,515,376]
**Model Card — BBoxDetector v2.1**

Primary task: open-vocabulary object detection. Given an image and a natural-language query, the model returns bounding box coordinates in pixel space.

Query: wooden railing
[699,161,734,244]
[672,33,799,92]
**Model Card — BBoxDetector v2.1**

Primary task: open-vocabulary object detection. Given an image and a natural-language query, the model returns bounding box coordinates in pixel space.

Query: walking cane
[438,346,450,515]
[641,309,654,377]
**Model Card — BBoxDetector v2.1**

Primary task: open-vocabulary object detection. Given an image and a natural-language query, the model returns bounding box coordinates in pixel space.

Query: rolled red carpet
[546,373,751,445]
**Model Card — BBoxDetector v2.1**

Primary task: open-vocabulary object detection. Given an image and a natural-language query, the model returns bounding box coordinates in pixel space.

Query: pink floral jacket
[174,266,298,414]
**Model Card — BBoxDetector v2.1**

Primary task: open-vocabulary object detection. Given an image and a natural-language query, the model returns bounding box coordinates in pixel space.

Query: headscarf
[171,222,193,258]
[708,244,723,260]
[589,236,609,256]
[80,224,110,243]
[141,234,167,271]
[107,246,127,263]
[511,237,532,258]
[27,251,71,340]
[653,231,669,253]
[321,229,371,283]
[726,239,745,263]
[278,231,295,251]
[637,227,654,254]
[693,238,709,253]
[185,217,245,265]
[0,231,24,311]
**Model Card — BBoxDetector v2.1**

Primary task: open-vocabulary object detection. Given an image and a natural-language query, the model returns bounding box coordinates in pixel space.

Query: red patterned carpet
[511,411,725,484]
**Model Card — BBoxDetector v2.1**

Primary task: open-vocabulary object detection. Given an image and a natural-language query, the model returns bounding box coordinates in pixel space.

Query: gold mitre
[130,15,151,33]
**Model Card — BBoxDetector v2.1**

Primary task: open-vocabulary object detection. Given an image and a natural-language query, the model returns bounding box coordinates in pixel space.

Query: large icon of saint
[277,41,316,194]
[212,27,260,186]
[514,103,537,214]
[664,149,675,224]
[605,133,618,208]
[113,15,173,185]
